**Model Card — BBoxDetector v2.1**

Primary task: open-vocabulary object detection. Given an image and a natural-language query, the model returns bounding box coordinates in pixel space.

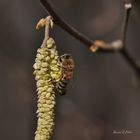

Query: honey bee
[56,54,74,95]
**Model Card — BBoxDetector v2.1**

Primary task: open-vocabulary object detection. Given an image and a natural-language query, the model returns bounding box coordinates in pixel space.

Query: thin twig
[40,0,92,45]
[40,0,122,52]
[36,16,53,47]
[39,0,140,78]
[121,2,132,47]
[120,1,140,78]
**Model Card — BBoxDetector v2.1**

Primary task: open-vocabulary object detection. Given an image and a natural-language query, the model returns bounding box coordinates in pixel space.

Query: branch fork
[39,0,140,79]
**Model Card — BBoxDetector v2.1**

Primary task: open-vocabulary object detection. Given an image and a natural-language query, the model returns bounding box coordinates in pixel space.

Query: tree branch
[40,0,122,53]
[39,0,140,78]
[120,1,140,78]
[121,2,132,47]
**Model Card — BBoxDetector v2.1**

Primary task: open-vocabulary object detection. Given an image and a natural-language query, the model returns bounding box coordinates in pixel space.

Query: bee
[56,54,74,95]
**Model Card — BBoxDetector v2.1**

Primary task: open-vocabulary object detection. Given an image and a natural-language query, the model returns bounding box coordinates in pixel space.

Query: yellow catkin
[33,38,61,140]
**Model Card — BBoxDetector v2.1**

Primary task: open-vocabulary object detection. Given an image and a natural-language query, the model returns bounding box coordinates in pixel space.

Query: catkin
[33,38,61,140]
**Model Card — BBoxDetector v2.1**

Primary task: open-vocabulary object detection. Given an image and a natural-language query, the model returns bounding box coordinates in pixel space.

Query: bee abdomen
[56,80,68,95]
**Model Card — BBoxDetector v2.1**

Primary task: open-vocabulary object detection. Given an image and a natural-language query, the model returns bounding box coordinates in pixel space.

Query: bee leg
[54,87,66,96]
[59,89,66,96]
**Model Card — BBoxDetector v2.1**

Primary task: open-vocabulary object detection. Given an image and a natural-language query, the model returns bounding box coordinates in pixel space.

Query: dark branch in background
[40,0,122,52]
[40,0,140,78]
[120,2,140,78]
[40,0,92,46]
[121,2,132,47]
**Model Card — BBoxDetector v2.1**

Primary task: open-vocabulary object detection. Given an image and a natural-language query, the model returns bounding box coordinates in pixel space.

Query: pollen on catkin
[33,37,62,140]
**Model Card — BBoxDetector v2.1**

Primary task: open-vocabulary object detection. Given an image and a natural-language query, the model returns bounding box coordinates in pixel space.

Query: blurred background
[0,0,140,140]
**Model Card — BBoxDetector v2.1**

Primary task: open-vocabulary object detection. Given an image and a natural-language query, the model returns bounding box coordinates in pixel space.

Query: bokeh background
[0,0,140,140]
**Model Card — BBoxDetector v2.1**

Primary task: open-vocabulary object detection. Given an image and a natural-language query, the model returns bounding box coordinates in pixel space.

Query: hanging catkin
[33,17,61,140]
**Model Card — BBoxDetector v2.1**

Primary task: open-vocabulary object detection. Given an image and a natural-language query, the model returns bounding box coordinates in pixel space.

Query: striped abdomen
[56,69,73,95]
